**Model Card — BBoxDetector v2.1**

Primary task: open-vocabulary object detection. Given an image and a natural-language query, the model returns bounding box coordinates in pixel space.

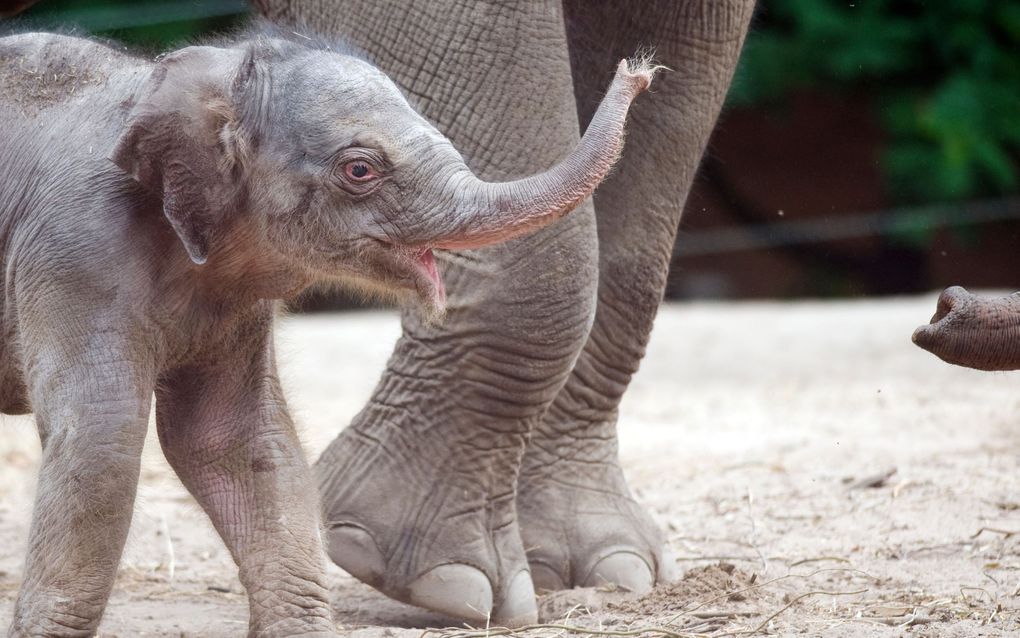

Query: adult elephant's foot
[516,413,675,593]
[314,408,538,627]
[913,286,1020,371]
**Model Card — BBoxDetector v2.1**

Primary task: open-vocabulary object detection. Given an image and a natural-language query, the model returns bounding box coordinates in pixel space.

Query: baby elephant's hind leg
[155,318,335,638]
[10,333,154,637]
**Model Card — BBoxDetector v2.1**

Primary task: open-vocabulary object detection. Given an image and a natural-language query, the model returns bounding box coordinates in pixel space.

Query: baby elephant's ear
[112,46,244,265]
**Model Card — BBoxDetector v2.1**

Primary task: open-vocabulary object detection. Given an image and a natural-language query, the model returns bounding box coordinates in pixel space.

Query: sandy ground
[2,295,1020,637]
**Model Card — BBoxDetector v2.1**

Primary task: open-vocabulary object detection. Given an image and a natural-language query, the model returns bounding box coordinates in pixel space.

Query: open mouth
[414,248,445,303]
[392,245,445,306]
[366,240,446,310]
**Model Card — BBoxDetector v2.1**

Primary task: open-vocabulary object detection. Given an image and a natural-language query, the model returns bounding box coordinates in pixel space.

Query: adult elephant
[261,0,755,627]
[2,0,754,626]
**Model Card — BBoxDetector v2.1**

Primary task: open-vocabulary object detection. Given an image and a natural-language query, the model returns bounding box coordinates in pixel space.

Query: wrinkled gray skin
[913,286,1020,371]
[254,0,757,627]
[0,29,651,636]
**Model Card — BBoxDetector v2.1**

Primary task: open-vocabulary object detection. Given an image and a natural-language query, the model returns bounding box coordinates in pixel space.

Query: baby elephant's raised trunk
[912,286,1020,371]
[434,58,658,250]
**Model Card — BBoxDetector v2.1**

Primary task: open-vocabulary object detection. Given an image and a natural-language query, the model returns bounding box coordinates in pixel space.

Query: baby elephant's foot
[517,448,675,594]
[315,424,538,627]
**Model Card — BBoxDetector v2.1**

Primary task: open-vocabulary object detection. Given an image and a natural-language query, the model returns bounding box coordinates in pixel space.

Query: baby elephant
[0,31,653,637]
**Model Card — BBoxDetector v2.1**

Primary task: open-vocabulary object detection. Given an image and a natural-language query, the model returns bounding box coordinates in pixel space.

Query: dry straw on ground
[2,298,1020,636]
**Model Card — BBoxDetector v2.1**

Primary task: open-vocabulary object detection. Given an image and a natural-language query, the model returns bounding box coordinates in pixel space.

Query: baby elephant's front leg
[156,334,335,637]
[10,338,154,637]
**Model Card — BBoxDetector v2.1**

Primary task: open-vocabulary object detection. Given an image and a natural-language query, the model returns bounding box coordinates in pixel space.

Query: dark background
[9,0,1020,302]
[675,0,1020,300]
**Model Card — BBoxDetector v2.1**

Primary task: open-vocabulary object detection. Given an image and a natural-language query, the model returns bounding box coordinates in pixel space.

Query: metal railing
[675,197,1020,257]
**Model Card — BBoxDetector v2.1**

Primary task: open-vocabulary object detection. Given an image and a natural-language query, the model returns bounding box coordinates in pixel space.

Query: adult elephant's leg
[518,1,756,592]
[254,1,596,626]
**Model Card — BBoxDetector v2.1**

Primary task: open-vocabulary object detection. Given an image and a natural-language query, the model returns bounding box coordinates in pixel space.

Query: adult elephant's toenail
[408,564,493,623]
[582,550,654,593]
[492,570,538,627]
[529,561,568,593]
[658,545,679,584]
[325,524,386,587]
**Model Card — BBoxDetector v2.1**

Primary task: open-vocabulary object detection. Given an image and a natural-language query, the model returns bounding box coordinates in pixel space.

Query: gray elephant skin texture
[914,286,1020,371]
[247,0,756,628]
[0,29,652,637]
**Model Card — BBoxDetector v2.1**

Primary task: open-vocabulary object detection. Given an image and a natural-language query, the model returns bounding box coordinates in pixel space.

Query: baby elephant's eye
[344,160,376,182]
[333,150,387,194]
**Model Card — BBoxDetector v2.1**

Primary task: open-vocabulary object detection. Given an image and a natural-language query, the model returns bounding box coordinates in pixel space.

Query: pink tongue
[418,249,445,302]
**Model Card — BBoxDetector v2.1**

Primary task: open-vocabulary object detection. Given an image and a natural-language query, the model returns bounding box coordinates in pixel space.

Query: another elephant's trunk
[434,58,658,250]
[912,286,1020,371]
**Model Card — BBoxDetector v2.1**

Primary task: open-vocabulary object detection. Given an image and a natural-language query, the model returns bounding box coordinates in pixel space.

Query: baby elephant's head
[113,35,655,315]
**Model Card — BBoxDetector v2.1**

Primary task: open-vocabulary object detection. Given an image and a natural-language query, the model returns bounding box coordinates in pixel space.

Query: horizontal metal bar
[675,197,1020,257]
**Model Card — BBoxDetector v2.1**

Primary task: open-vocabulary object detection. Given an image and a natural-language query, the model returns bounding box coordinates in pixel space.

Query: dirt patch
[609,563,766,616]
[2,298,1020,636]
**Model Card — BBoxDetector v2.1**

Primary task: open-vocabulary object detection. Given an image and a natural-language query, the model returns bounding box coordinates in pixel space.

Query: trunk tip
[933,285,970,322]
[618,52,668,92]
[911,324,932,348]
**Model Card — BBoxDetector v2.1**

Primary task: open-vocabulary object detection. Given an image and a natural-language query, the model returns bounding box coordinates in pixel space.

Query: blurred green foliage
[18,0,249,50]
[729,0,1020,205]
